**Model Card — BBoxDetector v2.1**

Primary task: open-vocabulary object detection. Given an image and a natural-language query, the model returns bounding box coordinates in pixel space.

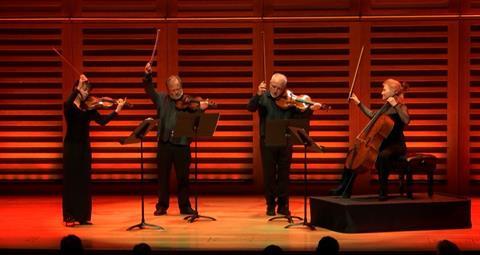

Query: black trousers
[156,141,192,211]
[340,144,406,197]
[375,144,406,196]
[260,140,293,208]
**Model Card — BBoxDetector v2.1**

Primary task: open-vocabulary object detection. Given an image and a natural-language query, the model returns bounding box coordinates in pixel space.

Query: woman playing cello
[331,79,410,201]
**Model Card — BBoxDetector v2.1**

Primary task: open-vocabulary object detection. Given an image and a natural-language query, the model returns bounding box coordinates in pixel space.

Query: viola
[83,96,133,110]
[275,90,330,111]
[175,94,216,110]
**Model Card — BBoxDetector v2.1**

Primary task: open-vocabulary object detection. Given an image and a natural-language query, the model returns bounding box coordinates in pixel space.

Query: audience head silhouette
[262,244,283,255]
[437,240,461,255]
[60,234,84,255]
[132,242,152,255]
[316,236,339,255]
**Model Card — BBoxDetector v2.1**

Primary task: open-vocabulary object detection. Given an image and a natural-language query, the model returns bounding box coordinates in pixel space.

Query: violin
[175,94,216,110]
[275,90,331,111]
[82,96,133,110]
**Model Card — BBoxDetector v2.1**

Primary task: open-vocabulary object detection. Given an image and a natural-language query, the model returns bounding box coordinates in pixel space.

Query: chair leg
[427,169,433,198]
[341,172,356,199]
[398,172,404,196]
[406,166,413,199]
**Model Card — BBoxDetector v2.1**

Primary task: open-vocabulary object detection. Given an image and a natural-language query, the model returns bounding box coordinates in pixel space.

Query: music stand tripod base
[184,212,217,223]
[285,221,316,230]
[127,222,165,231]
[173,112,220,224]
[120,118,164,231]
[268,214,302,224]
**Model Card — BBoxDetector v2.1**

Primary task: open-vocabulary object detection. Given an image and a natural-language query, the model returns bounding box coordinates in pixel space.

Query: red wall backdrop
[0,0,478,195]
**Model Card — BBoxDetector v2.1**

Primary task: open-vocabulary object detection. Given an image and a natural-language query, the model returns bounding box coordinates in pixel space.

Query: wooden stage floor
[0,195,478,254]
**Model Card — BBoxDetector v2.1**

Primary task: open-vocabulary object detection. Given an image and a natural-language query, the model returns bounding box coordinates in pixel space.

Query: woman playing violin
[331,78,410,201]
[62,74,126,227]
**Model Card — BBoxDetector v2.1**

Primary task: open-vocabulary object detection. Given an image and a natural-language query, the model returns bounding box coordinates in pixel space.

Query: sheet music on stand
[120,117,158,145]
[173,112,219,138]
[265,119,309,147]
[287,126,325,153]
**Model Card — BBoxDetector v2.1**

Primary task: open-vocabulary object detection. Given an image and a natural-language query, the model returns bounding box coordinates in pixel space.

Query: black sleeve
[247,95,262,112]
[294,107,313,119]
[91,110,118,126]
[394,103,410,125]
[65,81,79,107]
[143,73,161,108]
[358,102,375,119]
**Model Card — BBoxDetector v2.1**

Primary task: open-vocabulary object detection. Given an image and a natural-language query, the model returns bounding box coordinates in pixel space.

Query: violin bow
[149,29,161,65]
[52,47,82,76]
[347,45,365,102]
[261,31,267,82]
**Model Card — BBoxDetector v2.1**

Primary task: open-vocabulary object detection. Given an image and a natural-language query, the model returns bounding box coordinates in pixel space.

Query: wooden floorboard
[0,195,478,254]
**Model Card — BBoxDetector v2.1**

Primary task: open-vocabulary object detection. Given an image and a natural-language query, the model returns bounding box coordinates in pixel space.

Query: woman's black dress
[62,89,117,222]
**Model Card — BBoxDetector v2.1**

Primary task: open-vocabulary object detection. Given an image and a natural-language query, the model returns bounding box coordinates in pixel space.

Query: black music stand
[120,118,164,231]
[284,126,324,230]
[266,119,308,224]
[173,112,220,223]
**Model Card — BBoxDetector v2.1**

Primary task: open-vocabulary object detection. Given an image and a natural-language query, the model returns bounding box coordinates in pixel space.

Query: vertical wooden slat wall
[366,21,457,192]
[266,22,354,182]
[465,20,480,193]
[0,23,65,181]
[0,0,477,195]
[172,22,257,182]
[0,0,70,17]
[78,23,166,181]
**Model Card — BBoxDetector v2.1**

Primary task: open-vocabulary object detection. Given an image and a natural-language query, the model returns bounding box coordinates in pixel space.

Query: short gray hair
[165,75,182,88]
[271,73,287,87]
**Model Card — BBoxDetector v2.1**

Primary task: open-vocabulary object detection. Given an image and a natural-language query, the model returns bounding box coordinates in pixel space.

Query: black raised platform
[310,193,471,233]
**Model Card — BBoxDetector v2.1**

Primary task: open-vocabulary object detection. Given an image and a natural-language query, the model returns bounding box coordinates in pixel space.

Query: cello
[344,45,395,172]
[344,102,394,172]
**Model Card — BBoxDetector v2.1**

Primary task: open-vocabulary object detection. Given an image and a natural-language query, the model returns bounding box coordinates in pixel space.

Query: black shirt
[247,91,313,138]
[143,73,196,146]
[64,89,118,144]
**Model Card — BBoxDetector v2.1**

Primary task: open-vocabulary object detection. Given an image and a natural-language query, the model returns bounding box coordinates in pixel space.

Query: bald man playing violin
[247,73,323,216]
[143,62,210,216]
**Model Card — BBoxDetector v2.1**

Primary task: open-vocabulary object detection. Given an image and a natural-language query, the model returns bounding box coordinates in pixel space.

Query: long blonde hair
[385,78,408,104]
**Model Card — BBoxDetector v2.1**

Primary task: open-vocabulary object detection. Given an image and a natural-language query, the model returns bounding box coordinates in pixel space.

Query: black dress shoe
[79,221,93,225]
[180,207,196,215]
[277,206,291,216]
[154,208,167,216]
[266,206,276,216]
